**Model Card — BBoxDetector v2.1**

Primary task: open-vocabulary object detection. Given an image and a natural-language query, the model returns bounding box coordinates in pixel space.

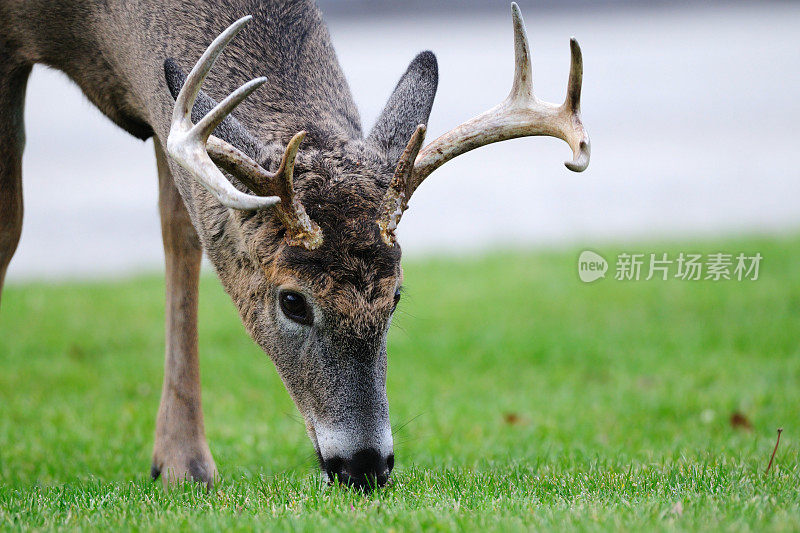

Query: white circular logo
[578,251,608,283]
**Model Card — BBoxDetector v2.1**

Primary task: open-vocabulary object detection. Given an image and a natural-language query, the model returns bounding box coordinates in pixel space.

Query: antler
[377,2,590,245]
[167,16,322,249]
[207,131,322,249]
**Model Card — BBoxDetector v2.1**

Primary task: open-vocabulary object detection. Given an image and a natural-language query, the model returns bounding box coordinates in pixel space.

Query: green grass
[1,235,799,531]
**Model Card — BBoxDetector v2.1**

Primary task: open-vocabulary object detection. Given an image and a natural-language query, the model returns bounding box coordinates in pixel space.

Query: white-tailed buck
[0,1,589,489]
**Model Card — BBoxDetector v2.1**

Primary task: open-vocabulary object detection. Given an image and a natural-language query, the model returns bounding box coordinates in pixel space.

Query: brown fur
[152,141,217,486]
[0,58,28,306]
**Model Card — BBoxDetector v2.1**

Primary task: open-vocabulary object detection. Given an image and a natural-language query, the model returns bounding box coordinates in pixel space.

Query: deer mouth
[307,422,393,491]
[321,451,393,491]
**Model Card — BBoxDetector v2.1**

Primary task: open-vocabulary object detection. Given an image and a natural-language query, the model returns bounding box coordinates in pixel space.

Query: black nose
[324,449,394,490]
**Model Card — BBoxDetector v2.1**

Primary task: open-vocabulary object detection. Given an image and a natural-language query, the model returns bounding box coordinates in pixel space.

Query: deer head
[164,4,589,490]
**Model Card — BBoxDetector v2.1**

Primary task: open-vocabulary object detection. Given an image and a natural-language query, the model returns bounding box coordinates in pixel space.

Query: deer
[0,0,589,490]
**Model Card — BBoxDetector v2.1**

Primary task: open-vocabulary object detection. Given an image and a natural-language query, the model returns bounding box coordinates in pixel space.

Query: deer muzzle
[313,419,394,490]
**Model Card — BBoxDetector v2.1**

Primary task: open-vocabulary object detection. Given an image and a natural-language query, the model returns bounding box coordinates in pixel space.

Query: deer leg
[151,140,217,489]
[0,61,30,308]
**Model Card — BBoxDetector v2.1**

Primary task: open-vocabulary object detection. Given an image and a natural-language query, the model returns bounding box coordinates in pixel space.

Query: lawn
[0,235,798,531]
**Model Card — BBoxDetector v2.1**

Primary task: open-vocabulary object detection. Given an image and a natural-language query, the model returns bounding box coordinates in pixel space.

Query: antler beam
[378,2,591,245]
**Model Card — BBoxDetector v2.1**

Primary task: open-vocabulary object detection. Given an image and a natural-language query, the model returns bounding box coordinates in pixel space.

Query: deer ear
[367,51,438,164]
[164,58,263,160]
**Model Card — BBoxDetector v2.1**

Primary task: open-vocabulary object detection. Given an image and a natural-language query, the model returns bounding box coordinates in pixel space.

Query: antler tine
[565,37,582,112]
[377,2,591,244]
[167,16,280,211]
[268,131,323,249]
[193,77,267,142]
[172,15,251,127]
[564,38,590,172]
[274,130,306,188]
[509,2,533,102]
[377,124,427,245]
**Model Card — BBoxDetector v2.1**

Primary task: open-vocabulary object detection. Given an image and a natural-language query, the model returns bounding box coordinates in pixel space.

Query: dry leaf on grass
[730,411,753,431]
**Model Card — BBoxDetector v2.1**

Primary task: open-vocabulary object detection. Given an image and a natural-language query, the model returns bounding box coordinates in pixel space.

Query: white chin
[315,424,393,460]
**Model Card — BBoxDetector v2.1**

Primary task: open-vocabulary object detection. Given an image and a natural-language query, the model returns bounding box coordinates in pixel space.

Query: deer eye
[279,291,312,325]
